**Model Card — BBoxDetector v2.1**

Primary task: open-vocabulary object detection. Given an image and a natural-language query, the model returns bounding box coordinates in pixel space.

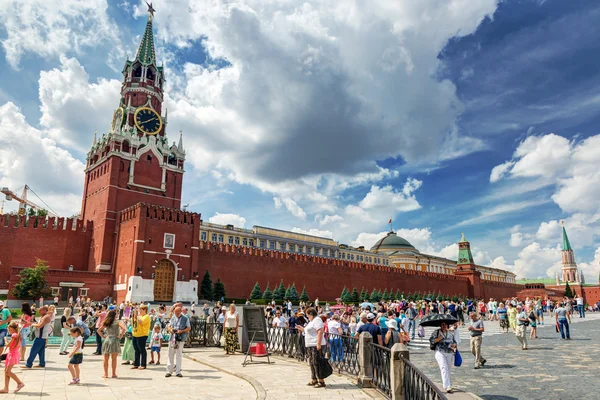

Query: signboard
[242,306,268,344]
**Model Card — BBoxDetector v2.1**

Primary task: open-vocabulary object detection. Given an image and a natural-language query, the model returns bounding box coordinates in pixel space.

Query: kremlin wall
[2,8,598,307]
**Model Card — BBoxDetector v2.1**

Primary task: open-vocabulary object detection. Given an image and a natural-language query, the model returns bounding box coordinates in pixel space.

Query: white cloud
[291,227,333,239]
[273,197,307,220]
[0,0,121,69]
[39,56,121,152]
[0,102,84,216]
[208,213,247,228]
[488,242,562,280]
[490,160,514,183]
[359,181,422,212]
[455,199,549,227]
[578,247,600,284]
[319,214,344,226]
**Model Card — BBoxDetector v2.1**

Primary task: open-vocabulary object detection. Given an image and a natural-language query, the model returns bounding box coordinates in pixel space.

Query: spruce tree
[284,285,292,300]
[342,287,353,304]
[300,286,309,302]
[340,286,349,301]
[274,280,286,301]
[263,283,273,300]
[250,282,262,300]
[564,282,574,298]
[369,288,378,302]
[382,288,389,301]
[288,283,299,301]
[213,278,226,301]
[200,270,213,301]
[351,287,360,303]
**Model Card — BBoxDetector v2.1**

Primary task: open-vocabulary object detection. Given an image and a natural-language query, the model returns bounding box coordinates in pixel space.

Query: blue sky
[1,0,599,281]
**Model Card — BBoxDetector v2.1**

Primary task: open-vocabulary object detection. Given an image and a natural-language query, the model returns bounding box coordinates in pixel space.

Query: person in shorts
[67,327,84,385]
[149,325,162,365]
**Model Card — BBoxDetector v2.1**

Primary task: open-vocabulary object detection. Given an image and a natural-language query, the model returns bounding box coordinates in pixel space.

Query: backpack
[86,316,97,330]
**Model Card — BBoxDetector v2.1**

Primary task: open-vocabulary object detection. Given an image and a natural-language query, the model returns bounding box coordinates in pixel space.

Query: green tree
[274,280,286,300]
[10,258,51,301]
[437,291,443,301]
[382,289,389,301]
[300,286,309,302]
[263,283,273,300]
[250,282,262,300]
[407,291,413,301]
[284,285,292,300]
[213,278,226,301]
[342,287,353,304]
[564,282,574,298]
[288,283,300,301]
[200,270,213,301]
[351,287,360,303]
[370,288,382,303]
[340,286,349,302]
[360,288,368,302]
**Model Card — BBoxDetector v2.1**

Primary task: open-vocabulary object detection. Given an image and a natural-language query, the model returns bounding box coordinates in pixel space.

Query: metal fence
[403,356,448,400]
[370,343,392,398]
[187,317,222,347]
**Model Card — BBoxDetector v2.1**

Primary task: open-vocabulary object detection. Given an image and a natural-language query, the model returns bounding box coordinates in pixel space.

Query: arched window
[122,140,130,153]
[168,153,177,166]
[146,67,155,81]
[133,63,142,79]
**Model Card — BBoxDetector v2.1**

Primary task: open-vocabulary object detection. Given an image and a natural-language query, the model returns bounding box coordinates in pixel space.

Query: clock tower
[81,3,186,272]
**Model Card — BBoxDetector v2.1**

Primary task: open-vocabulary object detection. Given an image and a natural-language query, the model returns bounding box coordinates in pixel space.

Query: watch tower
[80,3,185,272]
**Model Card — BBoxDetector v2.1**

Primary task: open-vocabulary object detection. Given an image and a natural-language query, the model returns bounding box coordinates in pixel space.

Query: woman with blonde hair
[297,308,329,388]
[222,304,239,355]
[59,308,73,355]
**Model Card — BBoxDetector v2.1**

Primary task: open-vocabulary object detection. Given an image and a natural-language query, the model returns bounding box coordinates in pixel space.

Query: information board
[242,306,268,343]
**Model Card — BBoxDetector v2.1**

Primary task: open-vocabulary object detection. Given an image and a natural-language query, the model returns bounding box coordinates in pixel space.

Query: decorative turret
[454,232,482,298]
[560,221,579,284]
[457,233,474,266]
[135,2,157,66]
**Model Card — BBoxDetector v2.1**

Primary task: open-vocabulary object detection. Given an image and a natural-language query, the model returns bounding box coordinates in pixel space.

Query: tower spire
[135,2,157,66]
[178,130,184,152]
[561,220,572,251]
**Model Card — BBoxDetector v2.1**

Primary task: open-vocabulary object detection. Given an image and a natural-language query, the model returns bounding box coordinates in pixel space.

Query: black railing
[187,317,222,346]
[403,356,448,400]
[326,333,360,376]
[370,343,391,398]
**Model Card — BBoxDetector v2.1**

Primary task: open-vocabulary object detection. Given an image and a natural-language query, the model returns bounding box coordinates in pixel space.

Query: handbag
[219,335,225,347]
[454,350,462,367]
[555,323,559,333]
[320,353,333,379]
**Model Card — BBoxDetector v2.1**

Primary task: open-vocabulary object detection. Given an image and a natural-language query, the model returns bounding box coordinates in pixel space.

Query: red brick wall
[0,216,91,290]
[197,244,473,300]
[480,279,523,301]
[582,286,600,305]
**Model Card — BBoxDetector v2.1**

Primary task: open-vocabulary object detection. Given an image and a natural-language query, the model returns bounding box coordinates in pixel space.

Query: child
[149,325,162,365]
[67,327,84,385]
[0,323,24,393]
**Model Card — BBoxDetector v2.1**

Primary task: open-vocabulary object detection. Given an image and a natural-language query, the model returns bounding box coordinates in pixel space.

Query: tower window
[133,64,142,78]
[147,68,155,81]
[147,154,152,161]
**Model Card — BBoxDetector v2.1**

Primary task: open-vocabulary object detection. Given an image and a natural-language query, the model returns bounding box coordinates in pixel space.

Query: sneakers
[165,373,172,378]
[474,365,481,369]
[68,378,80,385]
[176,373,183,378]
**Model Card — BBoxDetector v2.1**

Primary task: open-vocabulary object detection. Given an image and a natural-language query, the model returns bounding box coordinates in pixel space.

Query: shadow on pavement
[482,364,515,369]
[479,396,519,400]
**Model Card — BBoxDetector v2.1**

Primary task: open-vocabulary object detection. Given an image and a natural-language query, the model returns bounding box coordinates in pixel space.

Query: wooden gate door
[153,259,175,302]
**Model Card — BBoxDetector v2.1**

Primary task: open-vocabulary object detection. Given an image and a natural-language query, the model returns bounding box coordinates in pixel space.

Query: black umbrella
[424,298,432,302]
[419,313,458,327]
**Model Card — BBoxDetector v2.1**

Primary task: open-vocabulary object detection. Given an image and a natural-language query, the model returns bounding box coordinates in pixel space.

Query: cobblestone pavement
[185,347,383,400]
[1,346,255,400]
[409,312,600,400]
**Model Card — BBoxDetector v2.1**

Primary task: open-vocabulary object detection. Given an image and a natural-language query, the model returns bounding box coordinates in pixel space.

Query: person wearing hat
[384,319,400,349]
[356,313,382,345]
[515,305,528,350]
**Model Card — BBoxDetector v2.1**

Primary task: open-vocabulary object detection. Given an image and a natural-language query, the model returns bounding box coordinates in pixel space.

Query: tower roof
[135,3,157,66]
[457,233,474,265]
[562,222,572,251]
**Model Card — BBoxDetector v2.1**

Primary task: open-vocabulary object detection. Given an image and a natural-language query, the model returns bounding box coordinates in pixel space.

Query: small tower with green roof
[457,233,475,267]
[560,221,579,284]
[454,233,482,298]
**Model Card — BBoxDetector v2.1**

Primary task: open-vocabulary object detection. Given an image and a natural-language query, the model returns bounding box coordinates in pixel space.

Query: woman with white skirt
[429,322,457,394]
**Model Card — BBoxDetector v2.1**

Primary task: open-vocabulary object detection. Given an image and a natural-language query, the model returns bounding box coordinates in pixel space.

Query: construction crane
[0,185,59,217]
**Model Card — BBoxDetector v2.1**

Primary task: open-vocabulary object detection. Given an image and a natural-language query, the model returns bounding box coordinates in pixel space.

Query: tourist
[467,312,486,369]
[121,319,134,365]
[19,303,33,361]
[328,314,343,362]
[384,319,400,348]
[515,305,528,350]
[497,303,509,333]
[66,316,90,348]
[53,296,59,307]
[223,304,239,355]
[356,312,367,330]
[528,307,538,340]
[349,316,358,336]
[535,297,544,325]
[22,306,52,369]
[38,297,44,308]
[507,303,517,333]
[149,325,162,364]
[93,304,108,356]
[59,308,74,355]
[430,322,457,394]
[576,295,585,318]
[357,313,383,345]
[286,299,293,317]
[98,310,124,378]
[165,306,191,378]
[296,308,328,388]
[67,327,84,385]
[0,301,13,356]
[554,302,571,340]
[132,305,151,370]
[406,303,417,340]
[272,310,287,328]
[0,322,25,393]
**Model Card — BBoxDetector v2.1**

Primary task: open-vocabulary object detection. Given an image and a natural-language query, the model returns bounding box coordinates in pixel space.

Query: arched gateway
[154,259,175,301]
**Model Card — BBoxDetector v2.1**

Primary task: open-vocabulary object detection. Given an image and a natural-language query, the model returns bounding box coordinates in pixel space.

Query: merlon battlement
[118,202,199,224]
[0,215,91,232]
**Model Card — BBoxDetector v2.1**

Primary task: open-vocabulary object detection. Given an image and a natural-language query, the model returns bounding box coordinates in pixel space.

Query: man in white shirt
[272,310,288,328]
[576,296,585,318]
[314,298,319,309]
[53,296,59,306]
[286,300,293,317]
[356,312,368,330]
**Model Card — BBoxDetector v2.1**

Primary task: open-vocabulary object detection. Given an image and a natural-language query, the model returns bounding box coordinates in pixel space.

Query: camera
[175,333,183,342]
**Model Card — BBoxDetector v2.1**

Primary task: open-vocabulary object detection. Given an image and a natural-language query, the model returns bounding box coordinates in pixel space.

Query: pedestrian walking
[429,322,457,394]
[515,305,528,350]
[0,323,25,393]
[554,302,571,340]
[407,303,418,340]
[497,303,509,333]
[59,308,74,355]
[165,306,191,378]
[507,303,517,332]
[22,306,52,369]
[93,304,108,355]
[98,310,124,378]
[67,327,84,385]
[19,303,33,361]
[296,307,328,388]
[467,312,486,369]
[121,320,135,365]
[575,295,585,318]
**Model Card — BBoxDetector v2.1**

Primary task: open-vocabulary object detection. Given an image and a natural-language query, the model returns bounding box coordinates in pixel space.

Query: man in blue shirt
[357,313,382,345]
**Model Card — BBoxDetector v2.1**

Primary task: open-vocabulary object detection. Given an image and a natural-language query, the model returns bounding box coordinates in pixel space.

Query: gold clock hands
[143,117,158,123]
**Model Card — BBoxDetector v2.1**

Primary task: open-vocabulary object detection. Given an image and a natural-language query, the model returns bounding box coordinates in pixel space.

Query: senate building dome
[370,231,419,255]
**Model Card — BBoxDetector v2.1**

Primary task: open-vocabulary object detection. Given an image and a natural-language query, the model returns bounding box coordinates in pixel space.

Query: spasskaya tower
[81,3,185,272]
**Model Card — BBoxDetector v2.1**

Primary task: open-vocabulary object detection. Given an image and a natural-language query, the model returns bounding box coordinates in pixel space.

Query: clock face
[112,107,124,131]
[134,107,162,135]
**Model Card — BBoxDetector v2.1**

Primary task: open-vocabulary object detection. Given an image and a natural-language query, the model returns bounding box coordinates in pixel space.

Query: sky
[1,0,600,282]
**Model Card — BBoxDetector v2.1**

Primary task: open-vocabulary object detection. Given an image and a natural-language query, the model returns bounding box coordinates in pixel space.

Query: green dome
[370,231,417,253]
